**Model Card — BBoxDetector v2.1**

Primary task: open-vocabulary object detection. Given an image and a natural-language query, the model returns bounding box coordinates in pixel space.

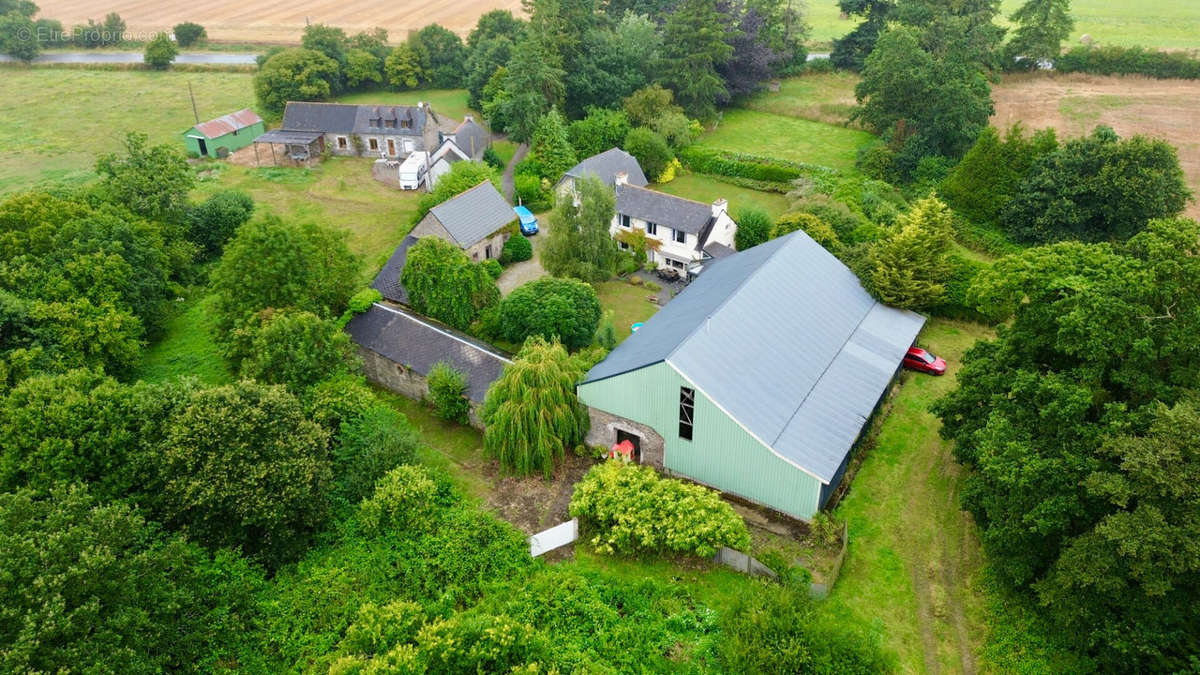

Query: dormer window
[400,119,412,129]
[384,119,396,129]
[369,119,380,128]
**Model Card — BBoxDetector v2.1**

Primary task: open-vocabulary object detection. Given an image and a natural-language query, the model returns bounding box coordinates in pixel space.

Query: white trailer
[397,151,428,190]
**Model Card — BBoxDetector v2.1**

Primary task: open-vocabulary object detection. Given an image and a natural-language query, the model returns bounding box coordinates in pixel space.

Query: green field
[806,0,1200,50]
[741,71,860,125]
[655,173,792,220]
[701,108,873,171]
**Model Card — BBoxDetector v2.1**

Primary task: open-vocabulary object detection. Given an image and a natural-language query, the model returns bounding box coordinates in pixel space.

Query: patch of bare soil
[993,73,1200,219]
[483,451,596,536]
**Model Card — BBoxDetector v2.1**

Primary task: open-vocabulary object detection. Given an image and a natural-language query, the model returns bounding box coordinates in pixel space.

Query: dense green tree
[143,32,178,69]
[733,206,771,251]
[0,9,39,61]
[254,48,340,115]
[410,24,467,88]
[542,175,620,281]
[938,123,1058,225]
[658,0,733,120]
[893,0,1005,68]
[401,237,500,331]
[492,39,566,142]
[427,361,471,423]
[333,404,421,504]
[1002,126,1191,243]
[483,336,589,478]
[623,84,684,128]
[187,189,254,259]
[159,381,332,567]
[529,107,577,180]
[830,0,893,71]
[1005,0,1072,67]
[383,42,423,90]
[210,216,360,341]
[497,277,602,350]
[464,36,513,109]
[0,485,262,674]
[717,2,780,100]
[747,0,809,72]
[237,310,359,392]
[96,132,195,225]
[568,108,633,159]
[852,26,993,171]
[350,27,390,60]
[344,47,383,88]
[301,23,350,88]
[770,212,840,251]
[622,127,674,182]
[468,9,526,49]
[173,21,206,47]
[863,195,954,310]
[563,16,661,116]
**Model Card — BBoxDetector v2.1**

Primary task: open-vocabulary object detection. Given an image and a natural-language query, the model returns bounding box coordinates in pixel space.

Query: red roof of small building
[194,109,262,138]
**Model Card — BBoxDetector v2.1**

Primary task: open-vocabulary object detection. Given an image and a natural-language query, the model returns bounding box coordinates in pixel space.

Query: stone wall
[359,347,485,429]
[464,231,509,262]
[584,407,665,469]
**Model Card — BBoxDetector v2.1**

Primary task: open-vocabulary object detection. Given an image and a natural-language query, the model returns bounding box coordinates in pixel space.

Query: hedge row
[679,146,832,184]
[1056,46,1200,80]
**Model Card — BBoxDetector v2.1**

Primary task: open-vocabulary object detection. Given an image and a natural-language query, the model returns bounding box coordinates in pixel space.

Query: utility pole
[188,81,200,124]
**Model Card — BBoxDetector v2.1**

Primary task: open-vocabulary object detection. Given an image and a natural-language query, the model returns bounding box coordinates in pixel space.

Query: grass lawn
[135,292,231,385]
[807,0,1200,50]
[655,173,792,220]
[741,71,860,125]
[701,109,874,171]
[592,280,661,343]
[491,139,519,166]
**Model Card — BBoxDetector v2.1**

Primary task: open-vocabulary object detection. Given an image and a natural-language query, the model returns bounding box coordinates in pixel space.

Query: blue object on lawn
[514,205,538,235]
[631,322,644,333]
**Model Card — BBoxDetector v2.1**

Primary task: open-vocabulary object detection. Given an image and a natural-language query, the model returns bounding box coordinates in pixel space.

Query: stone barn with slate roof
[409,181,516,261]
[575,231,926,520]
[347,301,511,428]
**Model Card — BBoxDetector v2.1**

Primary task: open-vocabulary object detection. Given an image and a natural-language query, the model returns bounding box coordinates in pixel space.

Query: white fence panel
[529,518,579,557]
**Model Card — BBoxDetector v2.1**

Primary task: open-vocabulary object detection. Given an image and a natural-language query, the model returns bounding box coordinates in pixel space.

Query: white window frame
[673,229,687,244]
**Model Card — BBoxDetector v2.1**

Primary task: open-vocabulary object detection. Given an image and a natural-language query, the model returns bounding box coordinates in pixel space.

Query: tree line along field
[34,0,1200,48]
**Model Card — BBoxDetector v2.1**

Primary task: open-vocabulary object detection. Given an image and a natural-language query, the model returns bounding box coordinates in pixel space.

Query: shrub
[482,146,504,169]
[928,254,988,322]
[1056,45,1200,80]
[569,462,751,558]
[402,237,499,331]
[187,189,254,259]
[500,234,533,264]
[173,22,206,47]
[417,613,551,673]
[594,310,617,350]
[305,374,377,433]
[623,127,674,182]
[359,465,439,534]
[734,206,771,251]
[427,361,470,424]
[334,405,421,505]
[771,212,840,251]
[483,337,589,478]
[143,33,178,70]
[482,258,503,280]
[789,195,871,244]
[340,600,428,656]
[513,174,549,211]
[237,310,360,393]
[496,277,602,351]
[679,146,810,183]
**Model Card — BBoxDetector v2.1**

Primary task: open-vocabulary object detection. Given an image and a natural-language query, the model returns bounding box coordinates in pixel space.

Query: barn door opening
[198,138,208,156]
[616,430,642,463]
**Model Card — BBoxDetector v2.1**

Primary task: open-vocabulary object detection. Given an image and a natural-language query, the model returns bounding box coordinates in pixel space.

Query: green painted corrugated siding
[182,121,264,157]
[578,362,823,519]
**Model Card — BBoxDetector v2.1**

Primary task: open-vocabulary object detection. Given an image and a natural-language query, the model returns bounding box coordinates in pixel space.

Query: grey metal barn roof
[369,235,419,305]
[582,231,925,483]
[346,302,511,402]
[615,184,713,235]
[563,148,648,188]
[428,181,514,248]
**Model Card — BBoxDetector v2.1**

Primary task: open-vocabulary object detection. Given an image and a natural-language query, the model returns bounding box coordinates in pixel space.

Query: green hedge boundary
[1055,45,1200,80]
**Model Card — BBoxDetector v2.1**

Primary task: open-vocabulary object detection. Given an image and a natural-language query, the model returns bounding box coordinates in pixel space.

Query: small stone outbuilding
[410,181,515,261]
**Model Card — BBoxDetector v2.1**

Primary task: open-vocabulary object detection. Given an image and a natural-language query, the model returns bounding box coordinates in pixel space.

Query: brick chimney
[712,198,728,218]
[614,171,629,186]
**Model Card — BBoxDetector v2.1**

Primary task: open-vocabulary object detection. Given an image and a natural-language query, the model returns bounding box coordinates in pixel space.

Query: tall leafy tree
[569,108,633,158]
[410,24,467,88]
[384,42,423,90]
[464,36,513,109]
[468,9,526,49]
[1005,0,1073,66]
[716,2,780,100]
[938,123,1058,225]
[493,40,566,142]
[401,237,500,331]
[482,336,589,478]
[1002,126,1190,244]
[529,107,577,181]
[143,32,178,70]
[237,310,360,393]
[622,127,674,181]
[0,0,40,62]
[344,48,383,89]
[301,23,350,90]
[542,175,620,281]
[830,0,894,71]
[496,277,602,350]
[96,132,195,225]
[254,48,340,115]
[658,0,734,121]
[863,195,954,310]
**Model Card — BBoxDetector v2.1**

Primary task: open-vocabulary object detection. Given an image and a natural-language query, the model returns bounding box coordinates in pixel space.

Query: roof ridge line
[664,233,795,363]
[768,295,882,449]
[619,183,714,209]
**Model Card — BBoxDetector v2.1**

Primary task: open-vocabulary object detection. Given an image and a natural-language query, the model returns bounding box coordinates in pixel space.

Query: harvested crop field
[39,0,523,42]
[993,73,1200,219]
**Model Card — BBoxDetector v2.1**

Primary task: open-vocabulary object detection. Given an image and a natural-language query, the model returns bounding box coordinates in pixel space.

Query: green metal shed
[576,231,926,521]
[182,108,264,158]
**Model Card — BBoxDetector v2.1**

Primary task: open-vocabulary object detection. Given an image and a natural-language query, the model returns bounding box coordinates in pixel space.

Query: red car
[903,346,947,375]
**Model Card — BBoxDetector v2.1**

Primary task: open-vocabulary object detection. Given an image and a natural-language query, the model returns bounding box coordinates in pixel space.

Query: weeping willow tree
[482,336,589,478]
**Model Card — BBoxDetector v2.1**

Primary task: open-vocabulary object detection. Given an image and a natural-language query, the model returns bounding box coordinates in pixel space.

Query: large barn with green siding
[182,109,264,158]
[576,231,925,520]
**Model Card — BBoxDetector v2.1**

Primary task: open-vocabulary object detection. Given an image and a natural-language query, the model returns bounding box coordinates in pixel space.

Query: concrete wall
[359,347,485,428]
[585,406,666,469]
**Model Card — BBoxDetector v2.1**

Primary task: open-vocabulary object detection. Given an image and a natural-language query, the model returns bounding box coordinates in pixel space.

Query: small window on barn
[679,387,695,441]
[337,136,348,149]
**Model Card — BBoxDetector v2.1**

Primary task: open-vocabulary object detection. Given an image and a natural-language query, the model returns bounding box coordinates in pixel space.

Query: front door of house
[616,430,642,463]
[387,139,396,156]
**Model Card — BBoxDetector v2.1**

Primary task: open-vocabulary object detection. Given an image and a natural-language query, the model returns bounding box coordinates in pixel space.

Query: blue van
[514,205,538,236]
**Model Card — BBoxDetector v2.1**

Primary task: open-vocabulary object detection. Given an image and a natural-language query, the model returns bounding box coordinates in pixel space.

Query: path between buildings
[500,143,529,201]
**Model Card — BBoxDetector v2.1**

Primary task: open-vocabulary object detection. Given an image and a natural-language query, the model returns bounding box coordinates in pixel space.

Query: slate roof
[346,302,511,402]
[369,235,420,305]
[449,118,489,159]
[193,109,262,138]
[581,231,926,484]
[703,242,735,259]
[615,184,713,235]
[428,181,514,248]
[280,102,427,137]
[563,148,648,188]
